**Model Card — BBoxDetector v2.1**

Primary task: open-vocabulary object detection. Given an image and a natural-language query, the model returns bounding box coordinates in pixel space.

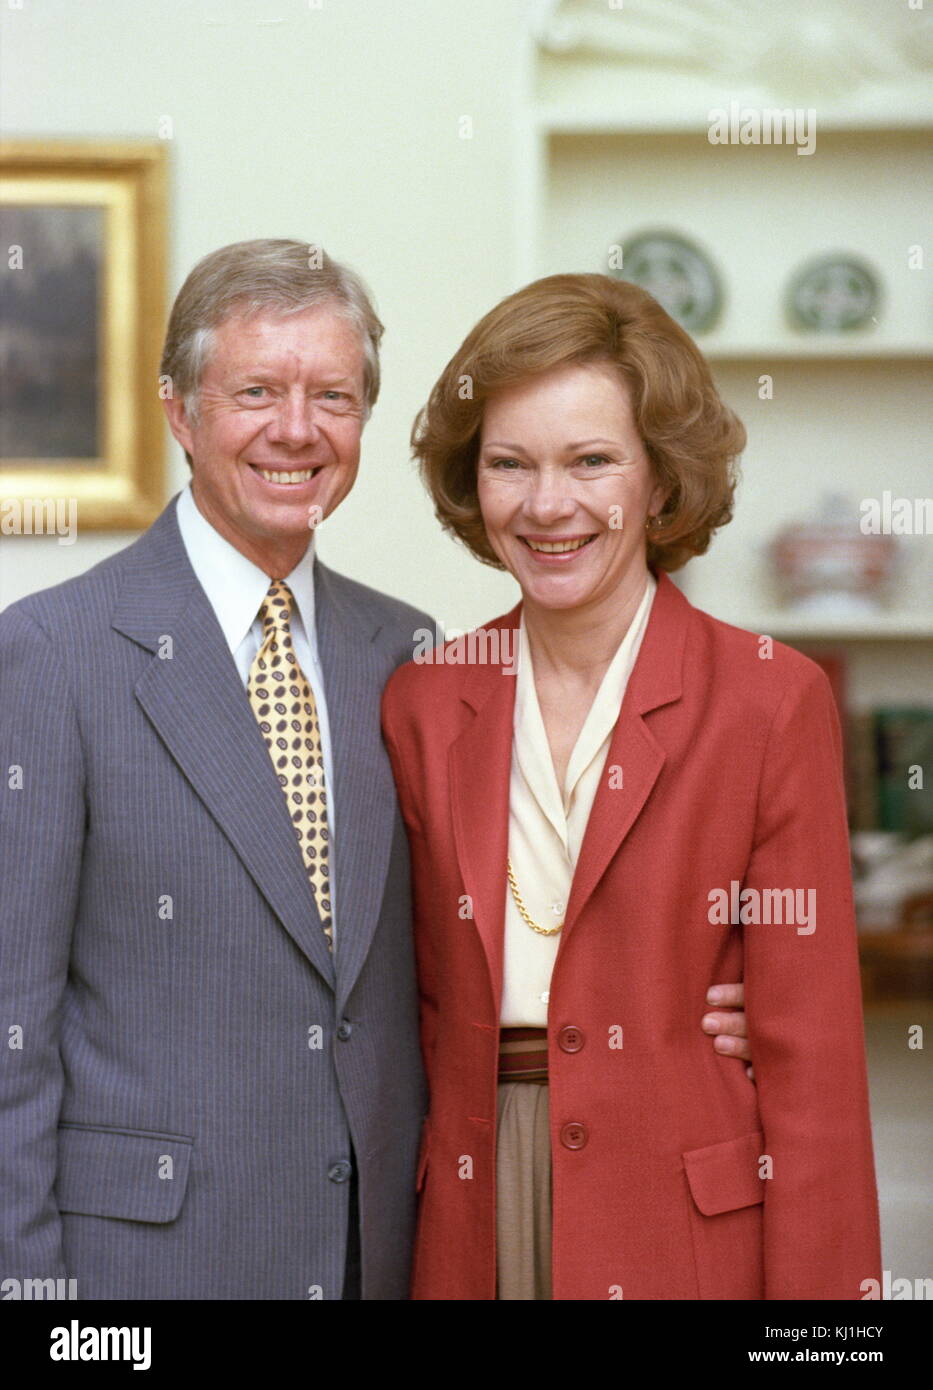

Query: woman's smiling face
[476,361,666,613]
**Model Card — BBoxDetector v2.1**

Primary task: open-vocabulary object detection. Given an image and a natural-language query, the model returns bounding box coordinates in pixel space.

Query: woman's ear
[649,481,671,520]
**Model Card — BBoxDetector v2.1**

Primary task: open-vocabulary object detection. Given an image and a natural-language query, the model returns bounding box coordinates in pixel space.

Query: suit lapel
[561,571,689,936]
[112,502,336,988]
[314,562,400,1013]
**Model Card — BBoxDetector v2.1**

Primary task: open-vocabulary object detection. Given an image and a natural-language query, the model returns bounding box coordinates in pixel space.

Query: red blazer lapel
[448,573,692,1001]
[562,570,691,936]
[447,607,520,1017]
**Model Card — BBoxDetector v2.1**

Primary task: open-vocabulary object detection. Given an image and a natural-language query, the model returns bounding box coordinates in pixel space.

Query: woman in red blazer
[381,274,881,1300]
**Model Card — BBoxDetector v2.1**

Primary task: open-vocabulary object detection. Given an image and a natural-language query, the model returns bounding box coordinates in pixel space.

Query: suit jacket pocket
[682,1130,766,1300]
[56,1123,194,1224]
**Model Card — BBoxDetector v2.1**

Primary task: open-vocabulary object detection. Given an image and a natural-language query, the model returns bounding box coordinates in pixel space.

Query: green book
[873,707,933,835]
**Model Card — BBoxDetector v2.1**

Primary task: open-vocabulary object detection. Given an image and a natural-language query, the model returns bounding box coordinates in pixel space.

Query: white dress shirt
[175,485,338,936]
[500,571,657,1026]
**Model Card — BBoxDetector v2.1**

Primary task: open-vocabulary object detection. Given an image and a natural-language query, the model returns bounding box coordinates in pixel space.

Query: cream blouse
[500,571,658,1027]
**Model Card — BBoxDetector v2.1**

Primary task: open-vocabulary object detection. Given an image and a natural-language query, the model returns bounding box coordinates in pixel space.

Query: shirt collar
[174,484,319,658]
[514,568,658,816]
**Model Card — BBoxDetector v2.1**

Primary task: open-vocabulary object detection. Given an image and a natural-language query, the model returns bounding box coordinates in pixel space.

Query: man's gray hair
[159,238,384,422]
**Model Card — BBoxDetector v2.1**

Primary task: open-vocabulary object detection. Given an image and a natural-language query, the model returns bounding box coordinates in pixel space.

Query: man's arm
[0,607,85,1281]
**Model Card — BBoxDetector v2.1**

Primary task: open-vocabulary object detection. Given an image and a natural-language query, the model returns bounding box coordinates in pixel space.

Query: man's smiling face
[164,301,367,574]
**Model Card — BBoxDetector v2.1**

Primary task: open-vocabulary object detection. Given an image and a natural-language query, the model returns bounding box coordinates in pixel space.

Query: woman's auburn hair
[411,273,746,573]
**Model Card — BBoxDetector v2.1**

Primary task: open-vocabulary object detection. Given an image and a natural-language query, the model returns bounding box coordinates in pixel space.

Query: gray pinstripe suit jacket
[0,498,430,1299]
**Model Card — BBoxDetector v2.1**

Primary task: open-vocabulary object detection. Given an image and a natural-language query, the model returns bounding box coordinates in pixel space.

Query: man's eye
[242,387,267,398]
[322,390,346,401]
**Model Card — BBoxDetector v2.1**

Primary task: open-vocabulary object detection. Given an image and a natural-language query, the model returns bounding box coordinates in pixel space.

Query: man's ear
[162,392,196,458]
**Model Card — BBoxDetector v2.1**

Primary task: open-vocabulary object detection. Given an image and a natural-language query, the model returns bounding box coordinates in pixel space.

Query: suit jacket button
[560,1122,588,1150]
[328,1159,353,1183]
[558,1025,585,1053]
[337,1019,353,1041]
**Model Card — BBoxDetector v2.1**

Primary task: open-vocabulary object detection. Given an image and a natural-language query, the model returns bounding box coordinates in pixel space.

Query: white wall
[0,0,525,627]
[1,0,930,652]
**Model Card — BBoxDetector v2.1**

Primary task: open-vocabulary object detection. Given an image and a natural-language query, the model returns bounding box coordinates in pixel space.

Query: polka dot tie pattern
[248,580,333,951]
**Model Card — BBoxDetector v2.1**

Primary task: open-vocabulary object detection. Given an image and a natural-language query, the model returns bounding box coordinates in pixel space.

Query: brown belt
[498,1027,548,1085]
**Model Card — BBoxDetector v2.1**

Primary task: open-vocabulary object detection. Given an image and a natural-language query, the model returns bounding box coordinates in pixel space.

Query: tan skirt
[495,1080,553,1300]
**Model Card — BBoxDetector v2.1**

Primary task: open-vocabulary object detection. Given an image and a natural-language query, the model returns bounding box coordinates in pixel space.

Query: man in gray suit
[0,239,431,1299]
[1,238,751,1302]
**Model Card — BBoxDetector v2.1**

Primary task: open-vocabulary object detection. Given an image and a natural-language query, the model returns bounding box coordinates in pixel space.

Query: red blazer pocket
[683,1130,766,1216]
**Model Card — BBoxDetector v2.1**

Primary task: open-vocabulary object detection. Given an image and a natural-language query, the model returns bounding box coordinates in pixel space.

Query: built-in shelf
[704,342,933,362]
[723,613,933,642]
[519,8,933,701]
[533,108,933,137]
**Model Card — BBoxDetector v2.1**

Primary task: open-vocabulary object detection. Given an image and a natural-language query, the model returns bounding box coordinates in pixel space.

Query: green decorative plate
[610,230,723,334]
[787,254,881,332]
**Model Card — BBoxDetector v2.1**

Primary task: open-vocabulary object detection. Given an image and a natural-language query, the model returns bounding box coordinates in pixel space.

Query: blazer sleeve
[0,608,85,1282]
[742,661,882,1300]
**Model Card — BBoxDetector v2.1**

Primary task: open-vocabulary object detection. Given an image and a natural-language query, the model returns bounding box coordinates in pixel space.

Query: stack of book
[804,651,933,837]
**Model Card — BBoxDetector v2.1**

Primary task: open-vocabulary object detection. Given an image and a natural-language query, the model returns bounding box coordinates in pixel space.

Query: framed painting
[0,140,167,531]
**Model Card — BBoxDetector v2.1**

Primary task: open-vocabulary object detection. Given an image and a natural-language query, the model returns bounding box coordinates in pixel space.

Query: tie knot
[260,579,294,633]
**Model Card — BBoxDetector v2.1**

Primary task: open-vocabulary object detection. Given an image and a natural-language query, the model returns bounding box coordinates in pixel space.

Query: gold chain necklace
[506,858,563,936]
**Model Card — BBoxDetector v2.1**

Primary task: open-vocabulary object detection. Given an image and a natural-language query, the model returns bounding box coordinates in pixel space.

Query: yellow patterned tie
[248,580,333,950]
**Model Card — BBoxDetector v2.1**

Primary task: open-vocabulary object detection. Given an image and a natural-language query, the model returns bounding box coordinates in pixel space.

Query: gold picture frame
[0,140,167,530]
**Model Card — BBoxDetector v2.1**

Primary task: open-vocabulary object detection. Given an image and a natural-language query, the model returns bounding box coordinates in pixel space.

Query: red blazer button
[557,1025,585,1053]
[560,1122,588,1150]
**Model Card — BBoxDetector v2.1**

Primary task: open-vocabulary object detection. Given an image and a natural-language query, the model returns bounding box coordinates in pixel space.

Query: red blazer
[381,569,881,1300]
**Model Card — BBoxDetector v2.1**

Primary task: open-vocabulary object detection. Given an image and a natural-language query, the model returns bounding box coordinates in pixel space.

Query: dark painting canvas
[0,203,102,460]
